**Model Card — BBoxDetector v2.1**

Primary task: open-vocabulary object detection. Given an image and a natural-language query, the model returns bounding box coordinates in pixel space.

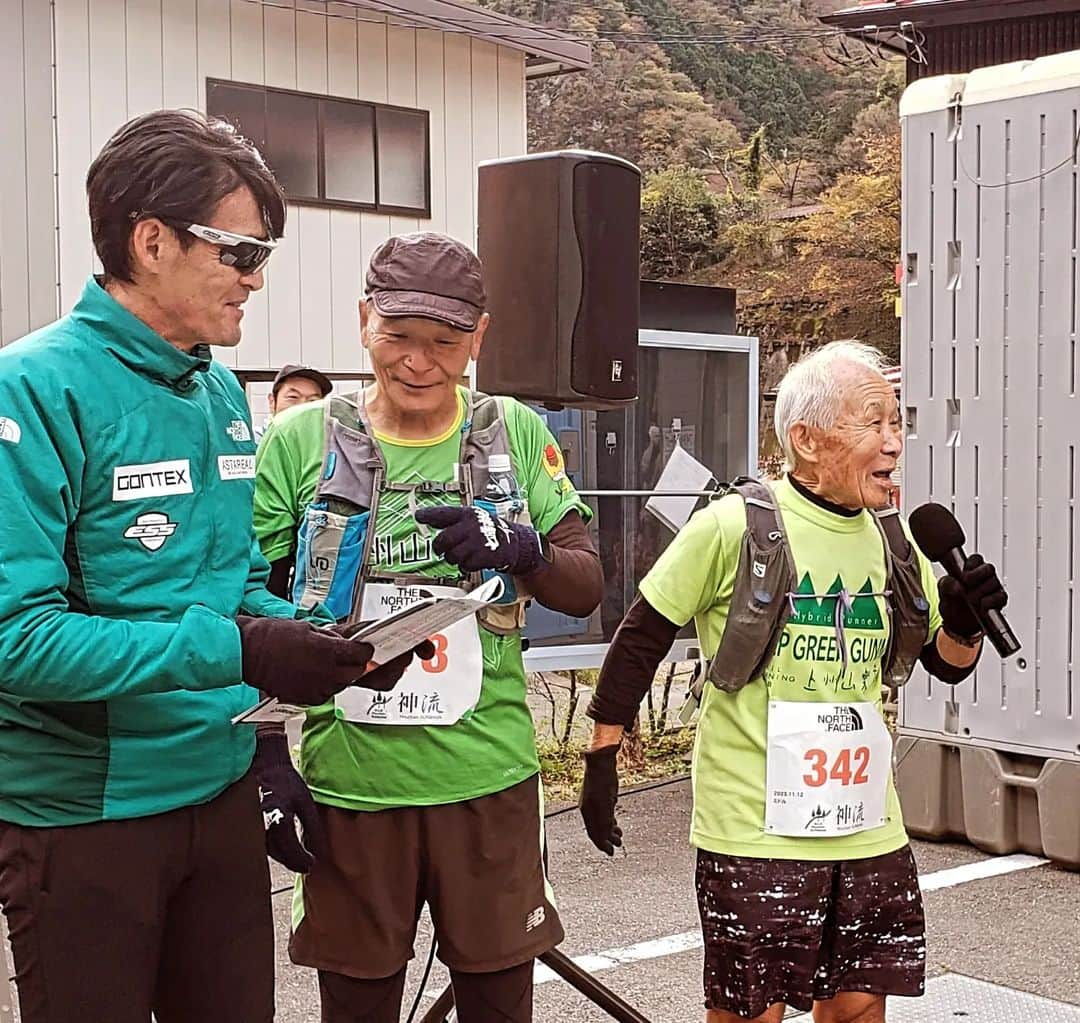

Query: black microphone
[908,502,1022,659]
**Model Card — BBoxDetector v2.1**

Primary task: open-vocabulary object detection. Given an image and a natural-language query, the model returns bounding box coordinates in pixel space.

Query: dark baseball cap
[365,232,487,332]
[272,364,332,397]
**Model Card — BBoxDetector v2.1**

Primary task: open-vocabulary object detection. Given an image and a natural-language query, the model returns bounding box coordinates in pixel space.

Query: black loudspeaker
[476,151,641,409]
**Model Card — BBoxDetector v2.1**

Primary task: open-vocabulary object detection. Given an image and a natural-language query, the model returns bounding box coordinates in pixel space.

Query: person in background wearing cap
[255,364,333,441]
[0,111,423,1023]
[253,231,603,1022]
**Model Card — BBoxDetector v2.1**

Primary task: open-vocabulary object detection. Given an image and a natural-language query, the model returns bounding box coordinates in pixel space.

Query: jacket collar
[71,277,213,389]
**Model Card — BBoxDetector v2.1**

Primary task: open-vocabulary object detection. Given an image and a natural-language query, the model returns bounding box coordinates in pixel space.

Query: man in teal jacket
[0,111,416,1023]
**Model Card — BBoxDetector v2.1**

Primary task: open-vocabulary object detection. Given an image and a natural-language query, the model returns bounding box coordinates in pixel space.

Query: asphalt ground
[266,778,1080,1023]
[3,774,1074,1022]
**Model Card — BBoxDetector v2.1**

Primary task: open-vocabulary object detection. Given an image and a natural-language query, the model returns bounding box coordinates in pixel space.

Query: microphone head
[909,502,967,561]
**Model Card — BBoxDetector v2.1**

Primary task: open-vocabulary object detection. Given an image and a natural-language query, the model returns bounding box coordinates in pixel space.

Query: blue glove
[252,730,325,873]
[415,505,545,576]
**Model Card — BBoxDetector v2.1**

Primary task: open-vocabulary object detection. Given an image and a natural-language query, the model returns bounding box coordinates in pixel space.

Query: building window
[207,79,430,217]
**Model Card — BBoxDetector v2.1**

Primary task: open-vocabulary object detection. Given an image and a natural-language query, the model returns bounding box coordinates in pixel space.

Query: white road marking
[917,853,1049,893]
[534,853,1051,985]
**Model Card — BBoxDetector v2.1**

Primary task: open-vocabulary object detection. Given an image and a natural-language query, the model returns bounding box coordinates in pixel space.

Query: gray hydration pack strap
[872,506,932,688]
[687,483,931,709]
[704,478,797,694]
[298,388,532,633]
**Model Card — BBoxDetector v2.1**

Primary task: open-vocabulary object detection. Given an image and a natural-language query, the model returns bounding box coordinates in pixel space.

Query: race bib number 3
[764,700,891,838]
[334,583,483,727]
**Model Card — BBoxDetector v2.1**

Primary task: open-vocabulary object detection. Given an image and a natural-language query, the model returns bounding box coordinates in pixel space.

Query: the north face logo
[0,417,21,444]
[123,511,178,551]
[817,706,864,732]
[226,419,251,442]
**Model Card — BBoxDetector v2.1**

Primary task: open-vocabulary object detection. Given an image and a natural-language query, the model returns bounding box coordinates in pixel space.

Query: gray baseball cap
[365,232,487,332]
[272,364,332,397]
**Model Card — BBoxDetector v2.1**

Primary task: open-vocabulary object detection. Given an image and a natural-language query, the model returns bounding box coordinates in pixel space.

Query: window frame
[206,78,432,218]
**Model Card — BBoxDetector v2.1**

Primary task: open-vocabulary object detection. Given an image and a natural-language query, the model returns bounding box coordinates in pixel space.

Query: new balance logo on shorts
[525,906,546,932]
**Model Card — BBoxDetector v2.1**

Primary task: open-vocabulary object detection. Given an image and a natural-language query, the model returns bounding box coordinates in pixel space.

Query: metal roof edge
[346,0,591,71]
[822,0,1080,31]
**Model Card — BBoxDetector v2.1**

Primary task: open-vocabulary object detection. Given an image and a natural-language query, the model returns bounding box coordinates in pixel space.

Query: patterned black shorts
[695,844,926,1018]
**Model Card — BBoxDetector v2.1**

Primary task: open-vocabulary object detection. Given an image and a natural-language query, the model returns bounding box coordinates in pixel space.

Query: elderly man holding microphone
[580,341,1008,1023]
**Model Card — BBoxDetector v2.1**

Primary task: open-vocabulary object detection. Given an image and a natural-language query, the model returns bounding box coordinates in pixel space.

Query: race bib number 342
[764,700,892,838]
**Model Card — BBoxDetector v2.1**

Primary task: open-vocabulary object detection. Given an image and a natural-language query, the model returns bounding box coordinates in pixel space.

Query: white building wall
[0,0,58,347]
[7,0,527,370]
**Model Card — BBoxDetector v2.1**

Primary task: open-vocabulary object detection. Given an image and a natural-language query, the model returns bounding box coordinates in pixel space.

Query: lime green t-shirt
[253,387,591,811]
[640,475,942,861]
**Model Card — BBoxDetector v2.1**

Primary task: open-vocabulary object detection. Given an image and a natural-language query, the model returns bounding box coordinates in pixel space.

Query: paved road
[6,776,1071,1021]
[268,777,1080,1022]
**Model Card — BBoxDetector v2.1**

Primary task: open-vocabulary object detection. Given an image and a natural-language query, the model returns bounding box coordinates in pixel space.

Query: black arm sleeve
[919,631,979,685]
[586,593,681,729]
[521,511,603,619]
[267,556,294,601]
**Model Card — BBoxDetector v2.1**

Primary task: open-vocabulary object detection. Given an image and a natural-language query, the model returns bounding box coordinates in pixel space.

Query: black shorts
[695,844,926,1018]
[290,774,564,978]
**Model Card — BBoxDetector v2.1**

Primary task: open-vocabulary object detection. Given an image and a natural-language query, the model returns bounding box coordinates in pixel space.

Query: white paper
[231,696,305,725]
[644,444,717,533]
[231,576,504,726]
[351,574,503,664]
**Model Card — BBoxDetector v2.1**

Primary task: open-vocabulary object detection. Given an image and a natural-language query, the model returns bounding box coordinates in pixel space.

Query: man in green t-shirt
[580,341,1008,1023]
[253,232,603,1022]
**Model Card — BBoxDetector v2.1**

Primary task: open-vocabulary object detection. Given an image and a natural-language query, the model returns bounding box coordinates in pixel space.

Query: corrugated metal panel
[900,57,1080,757]
[48,0,529,372]
[912,13,1080,81]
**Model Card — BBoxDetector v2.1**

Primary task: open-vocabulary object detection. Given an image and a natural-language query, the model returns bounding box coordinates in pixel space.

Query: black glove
[252,729,324,873]
[578,744,623,856]
[237,616,384,705]
[415,505,545,576]
[938,553,1007,642]
[329,624,437,690]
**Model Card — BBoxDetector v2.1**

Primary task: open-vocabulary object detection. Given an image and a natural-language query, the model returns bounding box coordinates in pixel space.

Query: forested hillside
[485,0,905,359]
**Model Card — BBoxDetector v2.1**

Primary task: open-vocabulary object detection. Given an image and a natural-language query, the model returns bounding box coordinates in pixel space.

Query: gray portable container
[899,52,1080,868]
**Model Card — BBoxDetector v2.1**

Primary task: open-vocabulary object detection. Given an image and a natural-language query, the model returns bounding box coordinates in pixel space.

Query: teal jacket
[0,278,298,826]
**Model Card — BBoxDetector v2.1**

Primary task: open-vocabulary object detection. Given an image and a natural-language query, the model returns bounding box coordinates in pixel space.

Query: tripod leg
[419,951,653,1023]
[537,949,653,1023]
[417,983,455,1023]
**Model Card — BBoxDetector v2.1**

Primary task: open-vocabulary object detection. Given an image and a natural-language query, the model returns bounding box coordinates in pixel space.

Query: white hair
[774,340,891,469]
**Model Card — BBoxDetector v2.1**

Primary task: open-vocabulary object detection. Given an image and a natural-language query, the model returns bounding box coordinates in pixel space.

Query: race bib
[764,700,892,837]
[334,582,482,726]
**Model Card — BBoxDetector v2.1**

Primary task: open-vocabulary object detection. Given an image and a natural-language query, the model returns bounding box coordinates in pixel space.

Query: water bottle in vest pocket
[293,502,369,620]
[472,453,525,606]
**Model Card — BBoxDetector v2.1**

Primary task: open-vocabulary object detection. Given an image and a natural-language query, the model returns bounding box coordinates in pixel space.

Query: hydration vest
[703,477,931,694]
[292,389,532,636]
